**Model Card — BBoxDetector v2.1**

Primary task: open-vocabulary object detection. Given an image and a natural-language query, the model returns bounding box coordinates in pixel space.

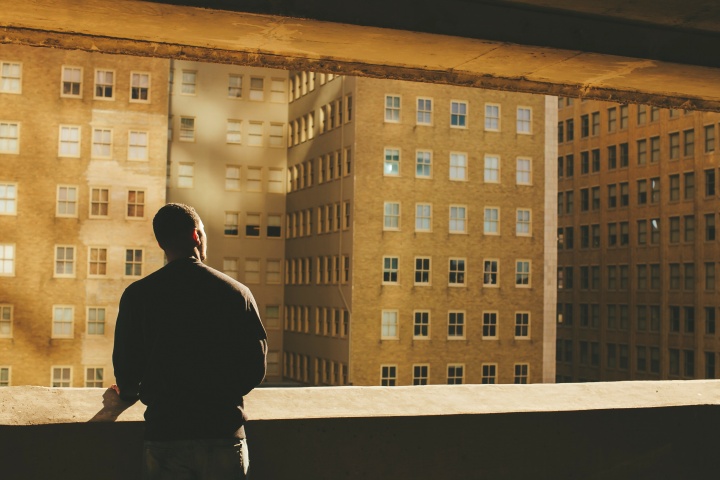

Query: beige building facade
[284,73,557,386]
[0,44,169,387]
[166,60,288,383]
[556,99,720,382]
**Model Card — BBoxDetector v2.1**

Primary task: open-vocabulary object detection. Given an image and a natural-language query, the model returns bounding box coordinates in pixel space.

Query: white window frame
[517,106,532,134]
[58,125,81,158]
[225,165,241,191]
[248,121,263,146]
[91,128,112,159]
[450,100,468,128]
[87,247,108,277]
[0,182,17,215]
[516,157,532,185]
[381,310,399,340]
[384,148,400,176]
[85,367,105,388]
[0,121,20,154]
[56,185,78,217]
[383,202,400,231]
[128,130,148,161]
[448,258,466,286]
[382,256,399,285]
[449,205,467,233]
[416,149,432,178]
[61,66,83,98]
[226,120,242,144]
[52,305,74,338]
[178,163,194,188]
[0,61,22,94]
[416,97,433,125]
[414,256,431,286]
[483,259,499,287]
[51,366,73,387]
[385,94,401,123]
[484,154,500,183]
[0,366,11,386]
[514,311,531,339]
[249,77,264,101]
[449,152,467,181]
[485,103,501,131]
[482,311,499,339]
[179,116,195,142]
[0,304,13,338]
[130,71,151,103]
[180,69,197,95]
[448,311,465,339]
[228,74,242,98]
[413,310,431,339]
[415,203,432,232]
[484,207,500,235]
[447,364,465,384]
[124,248,143,277]
[0,244,15,276]
[93,69,115,100]
[126,189,145,219]
[86,306,107,335]
[516,259,532,287]
[516,209,531,236]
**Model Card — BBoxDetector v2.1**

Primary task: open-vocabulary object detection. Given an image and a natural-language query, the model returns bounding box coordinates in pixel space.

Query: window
[384,148,400,176]
[267,214,281,237]
[705,125,716,153]
[248,121,263,146]
[247,167,262,192]
[485,103,500,131]
[244,258,260,283]
[684,129,695,157]
[270,78,286,103]
[58,125,80,157]
[384,202,400,230]
[448,258,466,286]
[249,77,264,101]
[413,311,430,338]
[450,101,467,127]
[706,169,716,197]
[382,256,399,284]
[447,365,464,384]
[515,312,530,338]
[266,259,281,284]
[0,305,13,338]
[581,115,589,138]
[226,120,242,144]
[91,128,112,158]
[448,312,465,338]
[125,249,143,276]
[381,310,398,339]
[268,168,284,193]
[130,72,150,101]
[619,143,629,167]
[0,183,15,216]
[482,364,497,384]
[52,306,73,337]
[514,364,529,384]
[416,150,432,178]
[179,117,195,142]
[88,247,107,276]
[54,246,75,277]
[85,367,104,388]
[128,131,148,161]
[566,119,574,141]
[178,163,195,188]
[669,174,680,201]
[706,213,716,241]
[650,136,660,163]
[228,74,242,98]
[126,190,145,218]
[417,98,432,125]
[180,70,196,95]
[669,132,680,159]
[450,152,467,181]
[413,365,429,385]
[517,157,531,185]
[449,205,466,233]
[246,213,260,237]
[484,155,499,183]
[224,212,239,236]
[52,367,72,387]
[381,365,397,386]
[91,70,114,101]
[482,312,498,338]
[61,66,82,97]
[414,257,431,285]
[87,307,106,335]
[620,182,629,207]
[415,203,431,232]
[516,209,531,236]
[517,107,531,133]
[591,111,600,135]
[483,259,498,286]
[0,121,19,154]
[56,186,78,217]
[0,245,14,276]
[269,123,284,147]
[484,207,499,234]
[225,166,240,190]
[385,95,400,122]
[516,260,531,286]
[0,61,21,93]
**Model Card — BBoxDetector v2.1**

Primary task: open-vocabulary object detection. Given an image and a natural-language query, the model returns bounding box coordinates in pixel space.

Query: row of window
[0,185,145,219]
[383,149,533,184]
[284,256,350,285]
[0,245,143,278]
[288,94,353,146]
[215,165,285,194]
[556,340,715,379]
[287,147,352,192]
[557,303,720,335]
[380,363,530,386]
[380,257,532,288]
[557,261,718,292]
[221,257,282,285]
[384,95,533,133]
[558,127,718,178]
[174,70,286,103]
[288,71,339,102]
[284,306,350,337]
[173,117,285,147]
[0,123,154,159]
[558,214,719,251]
[0,366,104,388]
[285,203,351,239]
[283,352,348,386]
[382,202,532,236]
[0,61,151,101]
[223,211,283,238]
[379,310,531,341]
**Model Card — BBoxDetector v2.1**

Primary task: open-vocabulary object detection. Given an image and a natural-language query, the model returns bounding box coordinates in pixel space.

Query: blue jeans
[143,438,249,480]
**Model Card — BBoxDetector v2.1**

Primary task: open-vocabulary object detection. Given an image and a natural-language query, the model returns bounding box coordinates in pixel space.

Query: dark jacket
[113,256,268,440]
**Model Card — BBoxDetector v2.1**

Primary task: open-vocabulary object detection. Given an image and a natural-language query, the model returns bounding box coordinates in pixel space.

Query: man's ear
[192,229,201,245]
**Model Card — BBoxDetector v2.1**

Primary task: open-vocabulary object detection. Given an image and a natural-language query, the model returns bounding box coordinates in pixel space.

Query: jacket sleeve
[235,292,268,397]
[112,287,144,402]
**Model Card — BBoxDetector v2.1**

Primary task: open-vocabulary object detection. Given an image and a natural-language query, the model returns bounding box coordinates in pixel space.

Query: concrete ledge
[1,382,719,479]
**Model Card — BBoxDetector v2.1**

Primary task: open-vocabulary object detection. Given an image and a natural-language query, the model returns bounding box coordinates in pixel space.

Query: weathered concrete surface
[2,0,720,110]
[1,382,720,479]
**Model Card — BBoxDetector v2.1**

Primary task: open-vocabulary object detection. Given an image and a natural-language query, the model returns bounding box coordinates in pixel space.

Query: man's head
[152,203,206,261]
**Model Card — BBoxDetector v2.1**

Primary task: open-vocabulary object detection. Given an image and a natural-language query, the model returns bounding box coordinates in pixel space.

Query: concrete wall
[1,381,719,479]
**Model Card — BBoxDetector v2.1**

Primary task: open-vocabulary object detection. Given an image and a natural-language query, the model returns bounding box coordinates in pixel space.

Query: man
[112,203,267,479]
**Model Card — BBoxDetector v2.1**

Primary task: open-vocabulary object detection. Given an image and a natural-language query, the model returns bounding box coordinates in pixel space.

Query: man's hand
[110,384,120,395]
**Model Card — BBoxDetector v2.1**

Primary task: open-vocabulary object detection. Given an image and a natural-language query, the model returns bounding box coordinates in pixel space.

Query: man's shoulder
[199,263,253,294]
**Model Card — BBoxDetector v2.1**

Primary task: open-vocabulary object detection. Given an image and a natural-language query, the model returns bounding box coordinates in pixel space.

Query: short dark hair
[153,203,201,249]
